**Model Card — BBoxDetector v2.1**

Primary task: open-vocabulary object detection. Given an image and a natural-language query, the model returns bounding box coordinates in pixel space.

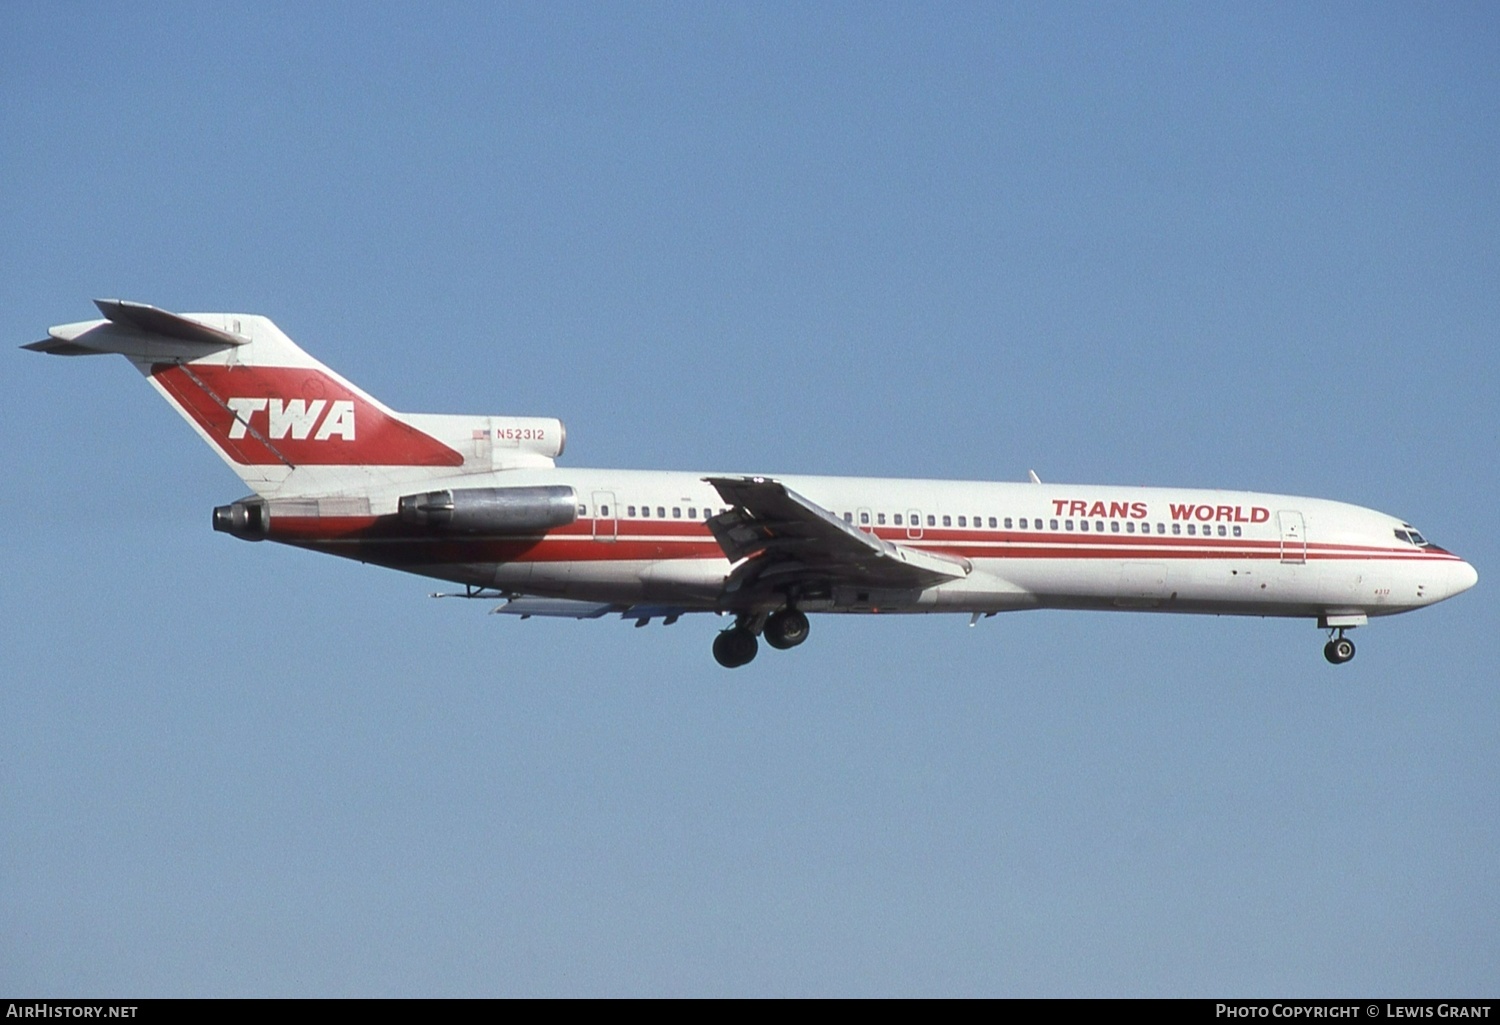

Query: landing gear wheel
[713,627,759,668]
[1324,637,1356,664]
[764,609,810,650]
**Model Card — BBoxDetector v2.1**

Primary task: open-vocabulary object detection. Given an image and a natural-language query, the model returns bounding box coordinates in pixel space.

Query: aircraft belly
[529,560,647,603]
[640,558,729,600]
[923,566,1036,611]
[995,557,1361,618]
[1115,561,1169,607]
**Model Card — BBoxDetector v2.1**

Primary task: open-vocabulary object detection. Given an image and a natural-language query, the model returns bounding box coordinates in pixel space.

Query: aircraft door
[1277,510,1306,564]
[856,506,874,535]
[906,509,923,540]
[592,491,617,542]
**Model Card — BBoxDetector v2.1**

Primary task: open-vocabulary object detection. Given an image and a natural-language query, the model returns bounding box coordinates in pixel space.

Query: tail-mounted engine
[212,498,270,539]
[398,485,578,534]
[213,485,578,542]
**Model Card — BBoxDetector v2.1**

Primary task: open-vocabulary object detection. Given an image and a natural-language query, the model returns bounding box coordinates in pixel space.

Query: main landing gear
[1323,629,1356,665]
[713,609,811,668]
[764,609,810,650]
[713,625,758,668]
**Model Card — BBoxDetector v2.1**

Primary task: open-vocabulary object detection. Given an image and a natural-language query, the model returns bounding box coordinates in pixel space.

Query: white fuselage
[339,467,1476,620]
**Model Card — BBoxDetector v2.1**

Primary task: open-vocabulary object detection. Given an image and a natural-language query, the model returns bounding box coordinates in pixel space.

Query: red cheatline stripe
[568,520,1457,556]
[268,516,1464,563]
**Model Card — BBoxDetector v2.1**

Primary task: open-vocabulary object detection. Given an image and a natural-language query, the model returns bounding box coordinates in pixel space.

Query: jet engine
[212,498,269,539]
[397,485,578,534]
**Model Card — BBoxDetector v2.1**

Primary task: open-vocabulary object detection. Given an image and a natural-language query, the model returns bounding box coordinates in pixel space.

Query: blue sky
[3,2,1497,996]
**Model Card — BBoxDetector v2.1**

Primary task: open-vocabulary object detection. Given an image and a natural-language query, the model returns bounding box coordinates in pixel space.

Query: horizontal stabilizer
[24,300,248,359]
[93,299,248,347]
[22,337,96,355]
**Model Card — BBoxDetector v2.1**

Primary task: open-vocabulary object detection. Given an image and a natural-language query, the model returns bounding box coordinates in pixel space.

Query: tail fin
[27,301,562,498]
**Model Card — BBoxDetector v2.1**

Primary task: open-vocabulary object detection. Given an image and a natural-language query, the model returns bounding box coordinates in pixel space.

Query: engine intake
[398,485,578,534]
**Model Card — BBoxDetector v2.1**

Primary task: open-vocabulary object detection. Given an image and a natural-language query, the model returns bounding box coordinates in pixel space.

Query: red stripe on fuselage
[259,516,1461,568]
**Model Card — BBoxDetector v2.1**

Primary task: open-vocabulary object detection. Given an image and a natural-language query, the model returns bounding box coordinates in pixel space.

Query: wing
[703,476,970,600]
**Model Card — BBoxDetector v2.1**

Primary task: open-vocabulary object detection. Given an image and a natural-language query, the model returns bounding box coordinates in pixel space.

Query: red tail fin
[150,362,462,468]
[31,301,467,498]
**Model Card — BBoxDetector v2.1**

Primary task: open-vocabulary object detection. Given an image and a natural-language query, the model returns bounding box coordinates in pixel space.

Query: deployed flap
[704,476,970,596]
[493,598,618,619]
[492,598,703,622]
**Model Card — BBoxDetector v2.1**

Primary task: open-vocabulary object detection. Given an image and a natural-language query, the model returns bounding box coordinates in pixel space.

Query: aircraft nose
[1453,559,1479,595]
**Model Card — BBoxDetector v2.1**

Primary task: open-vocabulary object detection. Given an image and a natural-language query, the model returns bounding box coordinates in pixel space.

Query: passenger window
[990,517,998,528]
[1079,520,1088,532]
[958,516,967,527]
[1156,523,1165,534]
[1050,519,1058,530]
[1003,518,1012,529]
[1125,521,1134,533]
[1111,521,1120,533]
[927,515,935,526]
[628,506,636,517]
[942,515,952,527]
[688,508,696,518]
[1233,525,1242,537]
[894,513,903,525]
[673,507,681,518]
[641,506,650,517]
[877,513,886,525]
[600,505,610,516]
[844,512,853,523]
[860,512,870,525]
[1172,523,1181,535]
[657,507,665,518]
[1096,522,1104,532]
[1218,525,1226,536]
[578,505,587,515]
[1066,520,1074,530]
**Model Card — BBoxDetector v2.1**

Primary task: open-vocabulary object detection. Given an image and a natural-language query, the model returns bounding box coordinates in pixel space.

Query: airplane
[26,300,1477,668]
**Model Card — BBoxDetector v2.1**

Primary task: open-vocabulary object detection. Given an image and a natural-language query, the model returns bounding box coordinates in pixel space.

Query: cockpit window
[1394,527,1430,546]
